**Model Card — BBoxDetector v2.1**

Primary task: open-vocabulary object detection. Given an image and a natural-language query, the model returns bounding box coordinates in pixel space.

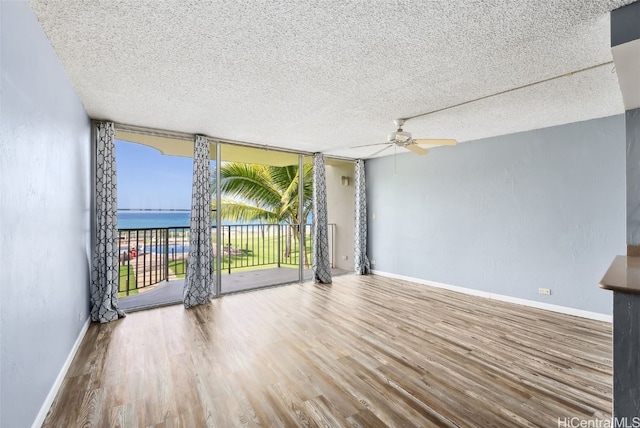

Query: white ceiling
[28,0,634,159]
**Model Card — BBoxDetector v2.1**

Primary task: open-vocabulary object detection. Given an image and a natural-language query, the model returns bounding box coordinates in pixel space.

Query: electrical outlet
[342,255,348,260]
[538,288,551,295]
[78,311,84,321]
[372,213,377,220]
[371,260,376,265]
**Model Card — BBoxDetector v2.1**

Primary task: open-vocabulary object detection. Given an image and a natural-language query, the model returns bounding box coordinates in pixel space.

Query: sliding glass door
[216,145,312,293]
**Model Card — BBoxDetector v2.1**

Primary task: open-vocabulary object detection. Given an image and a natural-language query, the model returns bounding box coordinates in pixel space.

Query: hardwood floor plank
[266,382,318,427]
[347,408,390,428]
[232,370,286,427]
[304,395,352,427]
[43,274,613,427]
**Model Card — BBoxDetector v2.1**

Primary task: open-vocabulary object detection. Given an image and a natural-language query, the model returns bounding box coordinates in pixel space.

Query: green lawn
[167,234,313,276]
[118,265,138,298]
[117,231,314,295]
[217,233,312,270]
[169,259,301,275]
[168,260,186,278]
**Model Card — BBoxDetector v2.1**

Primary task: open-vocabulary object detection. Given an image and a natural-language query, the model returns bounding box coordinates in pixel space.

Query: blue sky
[115,140,198,210]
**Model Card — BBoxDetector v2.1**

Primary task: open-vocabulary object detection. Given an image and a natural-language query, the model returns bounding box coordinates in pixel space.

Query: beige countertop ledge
[599,255,640,295]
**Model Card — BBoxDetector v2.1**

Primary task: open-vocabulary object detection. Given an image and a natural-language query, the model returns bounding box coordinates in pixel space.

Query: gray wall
[0,1,92,426]
[366,115,625,315]
[325,161,356,271]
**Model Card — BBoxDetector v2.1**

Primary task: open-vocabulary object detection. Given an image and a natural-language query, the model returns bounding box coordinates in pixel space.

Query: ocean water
[117,210,309,230]
[117,211,311,254]
[117,211,192,229]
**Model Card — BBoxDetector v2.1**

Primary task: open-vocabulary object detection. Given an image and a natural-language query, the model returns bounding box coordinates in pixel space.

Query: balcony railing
[118,223,335,296]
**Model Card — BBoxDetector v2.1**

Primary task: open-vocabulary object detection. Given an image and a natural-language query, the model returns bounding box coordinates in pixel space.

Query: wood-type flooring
[43,274,612,427]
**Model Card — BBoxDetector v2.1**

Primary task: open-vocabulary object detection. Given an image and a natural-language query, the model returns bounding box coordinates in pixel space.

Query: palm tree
[211,162,313,260]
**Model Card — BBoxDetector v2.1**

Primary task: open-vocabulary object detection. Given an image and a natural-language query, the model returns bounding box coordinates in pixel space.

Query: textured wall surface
[627,109,640,244]
[366,115,625,315]
[325,162,356,271]
[0,1,91,426]
[613,291,640,417]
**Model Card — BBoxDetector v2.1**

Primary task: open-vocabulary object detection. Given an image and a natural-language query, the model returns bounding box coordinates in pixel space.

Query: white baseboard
[32,317,91,428]
[371,270,612,323]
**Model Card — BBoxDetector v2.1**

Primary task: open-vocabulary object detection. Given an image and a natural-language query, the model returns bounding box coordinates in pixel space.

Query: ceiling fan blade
[367,145,393,158]
[350,142,389,149]
[405,144,429,155]
[413,139,457,146]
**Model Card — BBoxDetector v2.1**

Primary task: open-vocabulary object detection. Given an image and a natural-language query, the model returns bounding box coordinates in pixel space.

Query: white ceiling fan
[352,119,457,157]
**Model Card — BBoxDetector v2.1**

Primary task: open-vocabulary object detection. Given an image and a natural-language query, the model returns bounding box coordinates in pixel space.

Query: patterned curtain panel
[354,159,371,275]
[91,121,125,323]
[312,154,332,284]
[183,135,215,308]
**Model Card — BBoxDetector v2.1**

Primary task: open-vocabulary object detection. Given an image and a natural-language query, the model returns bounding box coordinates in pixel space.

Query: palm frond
[211,162,314,225]
[269,165,299,194]
[279,169,299,208]
[213,163,282,210]
[216,199,282,223]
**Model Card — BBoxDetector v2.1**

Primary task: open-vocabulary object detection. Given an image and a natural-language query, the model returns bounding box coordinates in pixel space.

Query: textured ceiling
[28,0,634,159]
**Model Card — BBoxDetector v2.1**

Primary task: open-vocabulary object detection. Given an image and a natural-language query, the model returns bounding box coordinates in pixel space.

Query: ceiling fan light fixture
[388,130,412,143]
[396,131,412,143]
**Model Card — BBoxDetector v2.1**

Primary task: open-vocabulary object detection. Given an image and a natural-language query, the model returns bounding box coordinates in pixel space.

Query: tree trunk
[302,226,311,269]
[300,225,310,269]
[284,225,292,258]
[302,242,309,269]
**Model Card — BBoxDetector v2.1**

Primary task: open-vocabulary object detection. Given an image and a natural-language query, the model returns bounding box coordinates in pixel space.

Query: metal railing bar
[117,223,335,294]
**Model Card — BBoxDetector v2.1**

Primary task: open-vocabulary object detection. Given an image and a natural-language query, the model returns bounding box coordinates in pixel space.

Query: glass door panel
[217,144,304,293]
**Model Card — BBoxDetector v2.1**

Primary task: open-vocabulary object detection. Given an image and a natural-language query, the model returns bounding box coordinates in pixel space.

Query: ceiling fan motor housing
[388,130,412,143]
